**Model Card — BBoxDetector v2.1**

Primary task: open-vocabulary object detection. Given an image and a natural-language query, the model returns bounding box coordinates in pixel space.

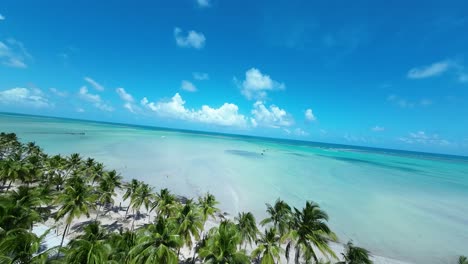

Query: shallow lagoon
[1,113,467,263]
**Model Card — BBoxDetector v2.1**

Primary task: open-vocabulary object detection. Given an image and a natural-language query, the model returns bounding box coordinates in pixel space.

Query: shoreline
[30,180,412,264]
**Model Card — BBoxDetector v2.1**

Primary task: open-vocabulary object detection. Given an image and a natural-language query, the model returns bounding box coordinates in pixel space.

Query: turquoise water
[1,113,467,263]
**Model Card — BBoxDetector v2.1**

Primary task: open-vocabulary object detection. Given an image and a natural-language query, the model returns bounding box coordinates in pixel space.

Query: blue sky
[1,0,468,155]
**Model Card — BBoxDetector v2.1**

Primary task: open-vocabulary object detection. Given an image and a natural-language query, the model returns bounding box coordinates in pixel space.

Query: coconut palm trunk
[56,222,70,258]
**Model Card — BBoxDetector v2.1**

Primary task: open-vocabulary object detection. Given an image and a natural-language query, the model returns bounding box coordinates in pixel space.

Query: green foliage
[338,241,373,264]
[0,228,50,264]
[235,212,259,249]
[199,220,250,264]
[251,228,283,264]
[260,198,292,237]
[285,201,338,264]
[152,188,178,219]
[65,222,111,264]
[176,199,203,249]
[129,216,182,264]
[459,256,468,264]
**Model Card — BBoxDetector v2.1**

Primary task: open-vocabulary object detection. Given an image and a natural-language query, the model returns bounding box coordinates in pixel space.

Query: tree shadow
[102,220,123,232]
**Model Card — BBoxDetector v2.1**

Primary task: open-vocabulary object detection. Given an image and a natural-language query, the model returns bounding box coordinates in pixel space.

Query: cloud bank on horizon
[0,0,468,155]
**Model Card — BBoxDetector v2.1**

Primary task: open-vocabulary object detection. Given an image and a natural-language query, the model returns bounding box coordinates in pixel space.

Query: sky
[1,0,468,155]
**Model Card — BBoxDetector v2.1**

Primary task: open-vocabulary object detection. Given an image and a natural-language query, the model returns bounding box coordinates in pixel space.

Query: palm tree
[0,159,20,191]
[89,162,104,186]
[65,222,111,264]
[459,256,468,264]
[0,196,42,233]
[176,199,203,257]
[123,179,140,217]
[284,201,337,264]
[338,241,373,264]
[129,216,182,264]
[104,170,122,190]
[108,228,137,263]
[95,170,122,220]
[0,227,50,263]
[24,141,41,156]
[252,228,283,264]
[152,188,178,219]
[235,212,258,250]
[198,220,250,264]
[260,198,292,237]
[198,192,220,230]
[130,183,153,229]
[55,175,96,253]
[8,186,51,222]
[65,153,82,177]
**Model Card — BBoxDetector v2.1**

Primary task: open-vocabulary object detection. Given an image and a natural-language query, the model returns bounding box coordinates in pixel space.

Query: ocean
[1,112,467,263]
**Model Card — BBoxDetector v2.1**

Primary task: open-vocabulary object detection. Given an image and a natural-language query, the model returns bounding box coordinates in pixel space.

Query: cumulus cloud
[181,80,197,92]
[398,131,450,146]
[84,77,105,91]
[251,101,294,128]
[174,27,206,49]
[141,93,247,127]
[372,126,385,132]
[78,86,113,112]
[238,68,285,100]
[116,87,134,102]
[193,72,209,80]
[76,108,85,113]
[196,0,210,7]
[305,109,316,122]
[0,39,31,68]
[0,14,5,21]
[0,87,50,108]
[407,60,451,79]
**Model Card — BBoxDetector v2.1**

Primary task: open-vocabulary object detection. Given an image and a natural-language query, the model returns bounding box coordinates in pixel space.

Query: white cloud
[49,88,68,97]
[251,101,294,128]
[124,102,135,113]
[76,108,85,113]
[305,109,316,122]
[115,88,139,113]
[372,126,385,132]
[116,87,134,102]
[0,87,50,108]
[196,0,210,7]
[84,77,105,91]
[294,128,309,136]
[408,60,451,79]
[78,86,113,112]
[193,72,209,80]
[239,68,285,100]
[79,86,100,103]
[0,39,31,68]
[387,94,432,108]
[141,93,247,127]
[399,131,450,146]
[0,14,5,21]
[181,80,197,92]
[174,27,206,49]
